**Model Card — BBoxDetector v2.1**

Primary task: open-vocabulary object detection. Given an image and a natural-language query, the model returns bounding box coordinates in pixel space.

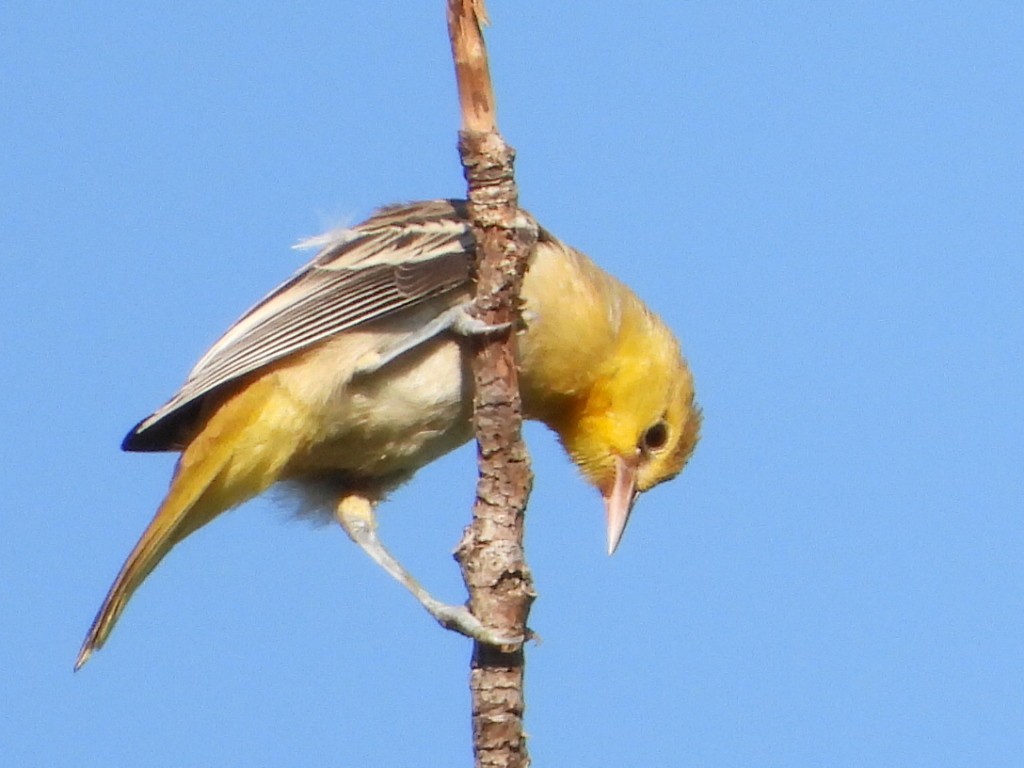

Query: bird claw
[352,305,511,378]
[448,309,513,338]
[426,600,525,647]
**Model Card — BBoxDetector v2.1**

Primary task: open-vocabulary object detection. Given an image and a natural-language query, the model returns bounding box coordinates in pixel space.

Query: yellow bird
[75,199,700,669]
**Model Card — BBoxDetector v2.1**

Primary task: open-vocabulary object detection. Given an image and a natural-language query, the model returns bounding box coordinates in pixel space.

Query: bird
[75,199,701,670]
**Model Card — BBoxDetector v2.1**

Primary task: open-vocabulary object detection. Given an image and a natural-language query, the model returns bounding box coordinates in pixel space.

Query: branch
[447,2,537,766]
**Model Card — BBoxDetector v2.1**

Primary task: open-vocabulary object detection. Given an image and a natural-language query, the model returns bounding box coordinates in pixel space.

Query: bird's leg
[335,494,523,646]
[352,304,511,376]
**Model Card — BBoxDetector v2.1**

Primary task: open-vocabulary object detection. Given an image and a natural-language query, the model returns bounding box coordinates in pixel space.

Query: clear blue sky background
[3,2,1021,766]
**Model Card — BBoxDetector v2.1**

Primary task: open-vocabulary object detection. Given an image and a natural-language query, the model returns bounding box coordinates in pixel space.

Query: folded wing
[125,200,476,451]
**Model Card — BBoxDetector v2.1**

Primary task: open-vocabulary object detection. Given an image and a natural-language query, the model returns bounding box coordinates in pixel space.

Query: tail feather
[75,377,294,670]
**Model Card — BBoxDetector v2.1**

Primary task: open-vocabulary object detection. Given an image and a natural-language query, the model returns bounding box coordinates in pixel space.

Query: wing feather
[126,200,476,450]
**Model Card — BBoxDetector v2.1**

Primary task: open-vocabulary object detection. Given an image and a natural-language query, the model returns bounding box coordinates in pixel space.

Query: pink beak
[603,454,640,555]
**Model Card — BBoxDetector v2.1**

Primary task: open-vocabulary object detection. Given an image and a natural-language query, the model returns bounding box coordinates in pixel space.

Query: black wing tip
[121,399,202,453]
[121,419,151,452]
[121,421,181,453]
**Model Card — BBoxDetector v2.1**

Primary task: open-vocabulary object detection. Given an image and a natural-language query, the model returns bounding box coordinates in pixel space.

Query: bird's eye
[641,421,669,453]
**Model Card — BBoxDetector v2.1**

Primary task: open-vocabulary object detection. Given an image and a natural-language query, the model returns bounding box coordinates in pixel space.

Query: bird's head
[556,317,701,554]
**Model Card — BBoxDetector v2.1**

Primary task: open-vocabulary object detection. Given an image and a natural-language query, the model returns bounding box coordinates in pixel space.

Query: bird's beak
[603,454,640,555]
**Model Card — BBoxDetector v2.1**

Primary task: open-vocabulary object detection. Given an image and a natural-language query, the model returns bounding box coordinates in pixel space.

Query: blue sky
[3,2,1021,766]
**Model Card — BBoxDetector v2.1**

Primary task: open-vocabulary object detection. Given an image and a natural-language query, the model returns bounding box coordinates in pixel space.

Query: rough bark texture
[447,3,537,766]
[456,132,537,768]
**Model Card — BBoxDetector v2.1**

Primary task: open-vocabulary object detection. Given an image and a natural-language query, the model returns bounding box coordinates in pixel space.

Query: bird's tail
[75,377,293,670]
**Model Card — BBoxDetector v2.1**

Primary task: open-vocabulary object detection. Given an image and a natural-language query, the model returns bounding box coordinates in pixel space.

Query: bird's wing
[126,200,475,450]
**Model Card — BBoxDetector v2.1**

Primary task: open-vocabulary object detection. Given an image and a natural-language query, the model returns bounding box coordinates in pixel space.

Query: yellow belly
[273,330,474,483]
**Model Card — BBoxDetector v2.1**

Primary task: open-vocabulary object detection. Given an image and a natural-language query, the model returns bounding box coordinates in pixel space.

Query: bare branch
[447,2,536,766]
[448,0,496,133]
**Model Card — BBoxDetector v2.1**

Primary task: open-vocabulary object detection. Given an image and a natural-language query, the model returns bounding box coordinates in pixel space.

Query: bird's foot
[336,500,527,648]
[446,307,513,338]
[352,304,510,377]
[422,597,525,647]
